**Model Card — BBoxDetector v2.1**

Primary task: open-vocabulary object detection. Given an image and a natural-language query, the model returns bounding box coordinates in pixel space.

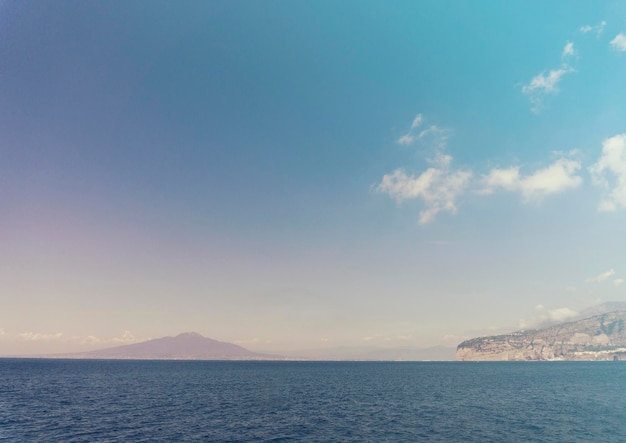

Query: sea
[1,359,625,442]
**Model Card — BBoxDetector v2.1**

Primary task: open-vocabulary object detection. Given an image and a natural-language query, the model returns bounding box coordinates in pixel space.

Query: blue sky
[2,1,626,355]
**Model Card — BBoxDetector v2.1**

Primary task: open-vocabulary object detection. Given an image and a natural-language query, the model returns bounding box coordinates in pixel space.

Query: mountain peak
[55,332,281,360]
[176,332,204,339]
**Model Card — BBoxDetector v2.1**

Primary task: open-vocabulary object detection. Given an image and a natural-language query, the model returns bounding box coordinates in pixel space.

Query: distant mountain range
[49,332,282,360]
[457,310,626,361]
[26,332,457,361]
[33,305,626,362]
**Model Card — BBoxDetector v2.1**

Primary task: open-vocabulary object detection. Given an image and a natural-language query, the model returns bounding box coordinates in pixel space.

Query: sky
[2,0,626,356]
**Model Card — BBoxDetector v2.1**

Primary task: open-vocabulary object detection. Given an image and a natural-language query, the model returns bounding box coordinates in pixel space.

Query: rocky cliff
[457,311,626,361]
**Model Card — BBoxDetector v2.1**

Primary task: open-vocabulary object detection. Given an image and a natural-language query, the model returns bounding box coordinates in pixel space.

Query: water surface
[1,359,625,442]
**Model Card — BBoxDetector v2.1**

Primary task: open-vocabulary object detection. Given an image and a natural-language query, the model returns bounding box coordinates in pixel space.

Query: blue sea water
[1,360,626,442]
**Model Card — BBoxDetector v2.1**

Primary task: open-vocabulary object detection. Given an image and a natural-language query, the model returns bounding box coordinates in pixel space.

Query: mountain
[457,311,626,361]
[53,332,282,360]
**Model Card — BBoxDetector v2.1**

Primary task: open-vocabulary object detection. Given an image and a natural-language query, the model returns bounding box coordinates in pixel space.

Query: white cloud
[384,115,470,224]
[113,330,136,343]
[520,305,579,329]
[562,41,575,58]
[519,159,582,199]
[411,113,423,129]
[419,125,436,138]
[397,134,416,145]
[585,269,615,283]
[378,154,472,224]
[19,332,64,341]
[614,279,624,286]
[396,114,450,149]
[397,113,425,145]
[521,38,580,111]
[481,158,582,201]
[479,166,520,193]
[589,134,626,211]
[580,21,606,36]
[418,125,448,143]
[523,67,572,94]
[546,307,578,323]
[362,334,382,342]
[610,33,626,51]
[522,67,574,112]
[81,335,102,345]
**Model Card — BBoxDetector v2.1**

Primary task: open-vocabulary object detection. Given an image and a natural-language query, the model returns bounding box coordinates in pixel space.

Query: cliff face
[457,311,626,361]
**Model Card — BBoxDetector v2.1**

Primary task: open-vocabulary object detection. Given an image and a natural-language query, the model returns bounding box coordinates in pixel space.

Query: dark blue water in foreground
[1,360,626,442]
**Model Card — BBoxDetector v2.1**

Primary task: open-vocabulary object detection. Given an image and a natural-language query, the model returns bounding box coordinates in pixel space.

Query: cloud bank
[380,129,626,224]
[19,332,64,341]
[379,116,626,225]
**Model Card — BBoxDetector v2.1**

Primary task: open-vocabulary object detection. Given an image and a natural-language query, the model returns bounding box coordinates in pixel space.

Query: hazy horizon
[2,1,626,357]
